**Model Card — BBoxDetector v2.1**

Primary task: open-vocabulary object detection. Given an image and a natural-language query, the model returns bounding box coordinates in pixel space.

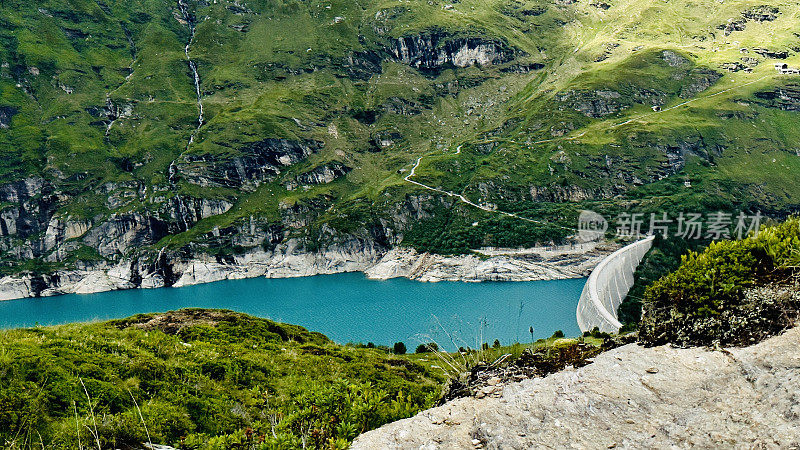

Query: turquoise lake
[0,273,585,347]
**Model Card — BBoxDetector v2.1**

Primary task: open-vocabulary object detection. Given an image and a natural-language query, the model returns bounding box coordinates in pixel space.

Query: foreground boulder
[353,326,800,448]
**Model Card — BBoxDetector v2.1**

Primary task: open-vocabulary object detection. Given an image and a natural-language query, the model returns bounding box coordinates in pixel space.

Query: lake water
[0,273,585,348]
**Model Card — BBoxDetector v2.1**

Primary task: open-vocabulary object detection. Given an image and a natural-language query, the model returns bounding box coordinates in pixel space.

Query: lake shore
[0,241,617,301]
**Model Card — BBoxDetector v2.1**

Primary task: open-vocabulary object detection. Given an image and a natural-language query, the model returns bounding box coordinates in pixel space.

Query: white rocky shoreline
[0,240,617,301]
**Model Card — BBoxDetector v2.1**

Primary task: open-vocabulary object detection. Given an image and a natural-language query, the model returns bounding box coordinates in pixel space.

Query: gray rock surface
[366,243,614,282]
[353,327,800,449]
[0,241,615,300]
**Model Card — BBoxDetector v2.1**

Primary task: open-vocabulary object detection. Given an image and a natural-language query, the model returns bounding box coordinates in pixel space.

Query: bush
[551,330,565,339]
[640,218,800,346]
[583,327,611,340]
[415,343,438,353]
[393,342,407,355]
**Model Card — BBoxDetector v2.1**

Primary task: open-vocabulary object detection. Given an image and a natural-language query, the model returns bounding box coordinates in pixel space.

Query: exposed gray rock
[158,196,234,233]
[342,51,383,80]
[754,48,789,59]
[655,136,720,173]
[679,68,722,98]
[366,243,615,282]
[754,84,800,111]
[557,89,627,118]
[382,97,423,116]
[176,138,323,189]
[0,105,18,129]
[296,163,351,186]
[354,327,800,449]
[717,18,747,36]
[372,131,402,150]
[661,50,689,68]
[390,31,516,73]
[742,5,779,22]
[721,61,746,72]
[0,178,59,242]
[82,212,168,258]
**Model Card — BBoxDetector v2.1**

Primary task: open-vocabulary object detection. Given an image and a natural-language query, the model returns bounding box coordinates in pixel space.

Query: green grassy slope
[0,310,442,448]
[1,0,799,269]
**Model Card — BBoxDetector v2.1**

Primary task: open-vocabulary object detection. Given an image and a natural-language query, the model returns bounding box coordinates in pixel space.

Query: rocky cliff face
[353,326,800,449]
[175,139,324,190]
[0,227,615,301]
[390,31,516,73]
[366,243,615,282]
[0,178,60,259]
[755,84,800,111]
[294,163,351,187]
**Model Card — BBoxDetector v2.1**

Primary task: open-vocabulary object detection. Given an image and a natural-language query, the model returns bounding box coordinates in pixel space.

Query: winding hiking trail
[403,74,773,230]
[404,157,574,230]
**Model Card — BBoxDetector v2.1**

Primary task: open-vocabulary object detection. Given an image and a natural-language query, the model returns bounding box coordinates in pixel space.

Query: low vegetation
[639,218,800,347]
[0,310,442,449]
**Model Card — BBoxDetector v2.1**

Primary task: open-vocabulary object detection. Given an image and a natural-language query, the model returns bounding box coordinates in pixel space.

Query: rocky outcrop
[176,139,324,189]
[661,50,688,68]
[0,106,18,129]
[753,47,789,59]
[557,89,628,118]
[85,98,134,129]
[717,18,747,36]
[342,51,384,80]
[716,7,779,36]
[742,5,780,22]
[390,31,516,73]
[679,68,722,98]
[158,196,233,232]
[353,326,800,449]
[295,163,351,186]
[656,136,721,173]
[366,243,615,282]
[81,213,169,259]
[382,97,423,116]
[0,178,56,238]
[754,84,800,111]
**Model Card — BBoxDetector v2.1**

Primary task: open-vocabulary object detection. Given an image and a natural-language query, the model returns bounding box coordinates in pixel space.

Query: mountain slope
[1,0,799,285]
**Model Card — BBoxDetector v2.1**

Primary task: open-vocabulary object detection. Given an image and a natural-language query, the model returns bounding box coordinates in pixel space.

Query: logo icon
[578,210,608,242]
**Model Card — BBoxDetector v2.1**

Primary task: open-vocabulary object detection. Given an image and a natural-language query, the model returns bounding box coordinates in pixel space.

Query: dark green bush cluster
[415,343,439,353]
[617,234,695,330]
[402,205,573,255]
[640,218,800,346]
[582,327,611,340]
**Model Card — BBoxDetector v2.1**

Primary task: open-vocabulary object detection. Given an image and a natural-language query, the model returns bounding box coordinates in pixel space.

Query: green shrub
[415,343,438,353]
[393,342,407,355]
[640,218,800,346]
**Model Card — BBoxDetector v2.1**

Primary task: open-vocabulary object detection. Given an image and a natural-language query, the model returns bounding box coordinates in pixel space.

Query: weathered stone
[176,139,323,190]
[390,31,516,74]
[353,327,800,449]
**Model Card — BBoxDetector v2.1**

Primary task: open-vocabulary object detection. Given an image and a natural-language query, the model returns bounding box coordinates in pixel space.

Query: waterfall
[176,0,204,150]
